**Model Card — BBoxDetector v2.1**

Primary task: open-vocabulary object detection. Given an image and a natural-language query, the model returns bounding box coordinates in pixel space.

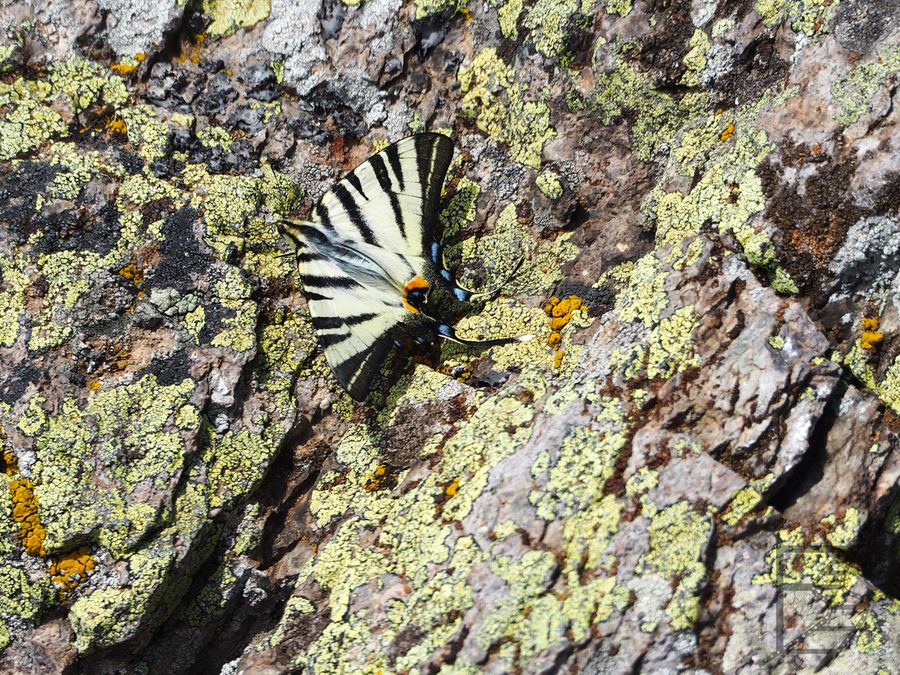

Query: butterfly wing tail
[437,324,533,347]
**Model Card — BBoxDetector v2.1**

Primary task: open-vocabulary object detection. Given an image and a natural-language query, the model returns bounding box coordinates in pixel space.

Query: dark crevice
[769,378,848,512]
[848,481,900,599]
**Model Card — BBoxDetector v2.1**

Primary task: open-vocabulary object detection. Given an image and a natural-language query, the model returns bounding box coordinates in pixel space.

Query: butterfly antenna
[457,255,527,302]
[437,324,534,347]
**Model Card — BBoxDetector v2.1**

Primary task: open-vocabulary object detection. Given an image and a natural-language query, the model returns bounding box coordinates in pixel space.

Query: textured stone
[0,0,898,673]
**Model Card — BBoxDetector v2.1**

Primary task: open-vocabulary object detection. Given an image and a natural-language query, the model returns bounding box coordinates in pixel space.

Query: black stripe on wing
[412,133,453,251]
[335,332,395,401]
[369,153,406,238]
[332,183,377,245]
[299,274,363,290]
[311,313,378,330]
[346,171,367,200]
[385,142,405,191]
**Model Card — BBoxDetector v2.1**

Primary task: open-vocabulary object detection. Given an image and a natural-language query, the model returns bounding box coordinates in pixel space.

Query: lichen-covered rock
[0,0,897,673]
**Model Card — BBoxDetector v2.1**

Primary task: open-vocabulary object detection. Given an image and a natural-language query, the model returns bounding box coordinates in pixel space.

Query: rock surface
[0,0,898,673]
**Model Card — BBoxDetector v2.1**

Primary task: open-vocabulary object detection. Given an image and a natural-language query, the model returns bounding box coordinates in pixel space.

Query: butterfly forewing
[285,133,454,400]
[315,133,453,256]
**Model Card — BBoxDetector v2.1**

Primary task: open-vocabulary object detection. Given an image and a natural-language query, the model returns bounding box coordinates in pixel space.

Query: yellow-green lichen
[448,298,549,373]
[846,345,900,414]
[478,503,629,659]
[753,527,859,606]
[712,18,735,37]
[530,398,627,520]
[196,124,233,151]
[459,48,557,168]
[681,29,710,87]
[0,253,28,347]
[68,544,174,651]
[451,203,578,297]
[636,500,713,630]
[439,177,480,239]
[26,374,196,554]
[832,45,900,126]
[201,0,271,38]
[182,305,206,343]
[609,255,669,328]
[756,0,839,36]
[49,57,129,114]
[289,381,541,670]
[44,143,123,200]
[646,306,700,379]
[536,170,564,199]
[0,565,53,628]
[631,467,661,517]
[852,610,884,654]
[822,508,862,550]
[121,104,170,164]
[210,268,257,352]
[721,474,775,526]
[522,0,582,60]
[415,0,467,19]
[497,0,523,39]
[0,77,64,160]
[583,46,708,162]
[642,88,798,284]
[604,0,632,16]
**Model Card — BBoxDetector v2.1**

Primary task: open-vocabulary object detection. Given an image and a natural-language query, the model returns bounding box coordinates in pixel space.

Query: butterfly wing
[283,133,454,400]
[313,132,453,257]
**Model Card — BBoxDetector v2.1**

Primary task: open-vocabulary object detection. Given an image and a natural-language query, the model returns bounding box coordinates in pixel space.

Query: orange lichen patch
[461,7,472,20]
[10,478,47,556]
[107,341,131,371]
[86,378,102,391]
[444,477,460,497]
[547,332,562,350]
[177,32,206,64]
[135,52,146,62]
[110,62,138,75]
[191,33,206,63]
[364,465,400,493]
[2,450,18,476]
[106,117,128,134]
[549,316,569,331]
[49,547,95,596]
[860,317,884,350]
[543,295,583,367]
[554,351,565,370]
[811,143,823,154]
[720,123,735,142]
[118,259,144,286]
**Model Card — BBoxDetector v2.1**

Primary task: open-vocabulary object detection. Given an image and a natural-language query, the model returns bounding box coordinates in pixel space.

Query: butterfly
[279,132,531,401]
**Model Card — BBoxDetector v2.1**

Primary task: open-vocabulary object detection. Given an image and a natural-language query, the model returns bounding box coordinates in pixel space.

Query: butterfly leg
[448,254,527,303]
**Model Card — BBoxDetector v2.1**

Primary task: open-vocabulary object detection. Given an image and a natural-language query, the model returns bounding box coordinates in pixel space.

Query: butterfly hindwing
[283,133,454,400]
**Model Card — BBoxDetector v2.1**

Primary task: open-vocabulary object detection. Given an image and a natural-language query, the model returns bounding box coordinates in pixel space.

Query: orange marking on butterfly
[402,275,429,313]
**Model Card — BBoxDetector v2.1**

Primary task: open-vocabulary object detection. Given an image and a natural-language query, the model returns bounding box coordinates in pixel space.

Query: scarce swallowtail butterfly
[280,133,532,401]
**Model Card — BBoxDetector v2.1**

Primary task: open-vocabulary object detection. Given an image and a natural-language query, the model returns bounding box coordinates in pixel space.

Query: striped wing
[284,134,454,400]
[312,132,453,257]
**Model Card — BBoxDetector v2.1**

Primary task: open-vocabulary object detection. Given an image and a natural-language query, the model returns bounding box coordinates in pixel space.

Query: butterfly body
[280,133,530,401]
